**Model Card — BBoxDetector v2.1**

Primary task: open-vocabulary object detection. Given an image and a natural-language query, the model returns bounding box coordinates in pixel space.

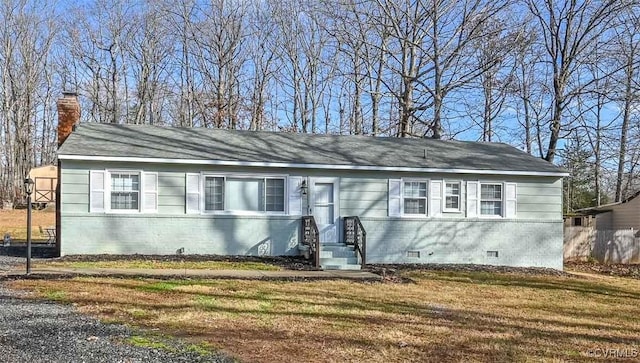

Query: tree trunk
[616,61,633,202]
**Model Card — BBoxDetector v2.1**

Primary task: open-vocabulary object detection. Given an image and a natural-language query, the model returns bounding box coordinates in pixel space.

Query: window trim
[479,181,504,218]
[200,172,289,216]
[105,169,142,214]
[401,178,430,218]
[443,180,461,213]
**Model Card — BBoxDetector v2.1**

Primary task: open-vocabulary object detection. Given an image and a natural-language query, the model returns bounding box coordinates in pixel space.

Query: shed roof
[58,123,566,176]
[28,165,57,178]
[576,190,640,214]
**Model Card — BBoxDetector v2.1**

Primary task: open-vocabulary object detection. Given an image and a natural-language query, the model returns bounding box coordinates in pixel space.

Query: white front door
[311,178,339,243]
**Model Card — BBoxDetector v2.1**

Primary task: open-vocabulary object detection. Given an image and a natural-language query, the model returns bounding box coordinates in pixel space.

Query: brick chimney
[57,91,80,147]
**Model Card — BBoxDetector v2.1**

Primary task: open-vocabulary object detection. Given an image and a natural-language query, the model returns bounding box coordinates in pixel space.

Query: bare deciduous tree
[527,0,627,163]
[465,14,516,142]
[508,19,552,156]
[0,0,56,204]
[611,6,640,201]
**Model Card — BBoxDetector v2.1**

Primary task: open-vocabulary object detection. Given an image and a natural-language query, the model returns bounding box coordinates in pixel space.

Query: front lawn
[9,270,640,362]
[0,209,55,240]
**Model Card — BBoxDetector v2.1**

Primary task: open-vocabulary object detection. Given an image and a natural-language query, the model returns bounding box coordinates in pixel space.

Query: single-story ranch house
[56,93,567,270]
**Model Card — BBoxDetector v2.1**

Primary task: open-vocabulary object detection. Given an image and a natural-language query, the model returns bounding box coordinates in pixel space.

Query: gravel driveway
[0,255,25,272]
[0,257,230,363]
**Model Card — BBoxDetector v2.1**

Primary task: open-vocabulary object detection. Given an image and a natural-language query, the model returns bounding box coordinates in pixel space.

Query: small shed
[563,213,596,228]
[586,191,640,233]
[28,165,58,206]
[572,192,640,264]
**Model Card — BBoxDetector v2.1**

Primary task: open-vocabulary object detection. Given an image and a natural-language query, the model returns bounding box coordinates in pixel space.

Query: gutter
[58,154,569,177]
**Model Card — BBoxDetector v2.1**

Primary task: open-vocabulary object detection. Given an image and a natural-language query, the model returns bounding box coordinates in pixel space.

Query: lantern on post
[24,177,34,274]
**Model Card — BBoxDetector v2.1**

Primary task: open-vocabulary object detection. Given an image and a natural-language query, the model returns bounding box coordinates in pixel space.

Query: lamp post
[24,178,34,274]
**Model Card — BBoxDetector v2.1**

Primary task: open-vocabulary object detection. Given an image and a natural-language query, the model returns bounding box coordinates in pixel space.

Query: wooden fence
[564,226,640,264]
[593,229,639,264]
[564,226,595,261]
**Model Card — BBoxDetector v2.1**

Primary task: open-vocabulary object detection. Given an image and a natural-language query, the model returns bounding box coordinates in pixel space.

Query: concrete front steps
[319,243,361,270]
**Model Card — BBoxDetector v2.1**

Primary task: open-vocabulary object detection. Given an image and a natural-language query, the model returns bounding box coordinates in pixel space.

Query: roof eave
[57,154,569,177]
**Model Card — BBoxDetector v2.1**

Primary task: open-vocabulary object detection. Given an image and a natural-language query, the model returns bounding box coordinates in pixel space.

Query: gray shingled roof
[58,123,566,175]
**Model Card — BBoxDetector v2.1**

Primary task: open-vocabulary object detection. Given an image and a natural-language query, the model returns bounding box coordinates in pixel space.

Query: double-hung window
[403,181,428,215]
[110,172,140,211]
[203,176,285,213]
[90,170,157,213]
[204,177,224,211]
[444,182,460,211]
[391,179,516,219]
[265,178,285,211]
[480,183,502,216]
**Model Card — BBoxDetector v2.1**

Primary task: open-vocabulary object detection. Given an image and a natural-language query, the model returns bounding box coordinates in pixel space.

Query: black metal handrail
[344,216,366,266]
[301,215,321,269]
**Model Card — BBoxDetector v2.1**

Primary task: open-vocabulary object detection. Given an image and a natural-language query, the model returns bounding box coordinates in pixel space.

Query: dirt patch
[565,261,640,279]
[52,254,318,271]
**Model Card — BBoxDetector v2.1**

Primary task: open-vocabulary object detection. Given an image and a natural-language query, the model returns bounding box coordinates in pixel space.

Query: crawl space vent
[406,250,420,258]
[486,251,499,258]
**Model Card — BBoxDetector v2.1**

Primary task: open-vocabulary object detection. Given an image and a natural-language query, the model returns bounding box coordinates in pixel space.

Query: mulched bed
[368,263,569,276]
[47,255,616,282]
[367,263,573,283]
[565,261,640,279]
[50,254,319,271]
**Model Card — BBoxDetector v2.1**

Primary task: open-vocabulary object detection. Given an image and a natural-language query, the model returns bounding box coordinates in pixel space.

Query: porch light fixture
[300,179,308,195]
[24,177,34,274]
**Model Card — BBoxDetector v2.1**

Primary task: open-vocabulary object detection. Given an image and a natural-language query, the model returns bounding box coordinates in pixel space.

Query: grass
[35,260,281,271]
[127,335,174,351]
[137,281,182,292]
[0,209,55,240]
[126,333,218,357]
[43,289,67,302]
[185,342,216,355]
[9,270,640,362]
